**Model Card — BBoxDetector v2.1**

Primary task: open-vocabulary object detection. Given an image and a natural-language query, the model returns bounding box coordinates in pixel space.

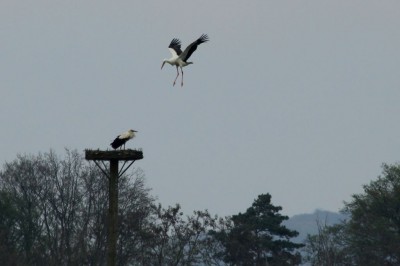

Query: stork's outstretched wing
[168,38,182,57]
[180,34,209,62]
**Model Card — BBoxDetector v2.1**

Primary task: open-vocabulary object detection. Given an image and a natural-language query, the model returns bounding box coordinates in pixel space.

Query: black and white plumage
[110,129,137,150]
[161,34,209,87]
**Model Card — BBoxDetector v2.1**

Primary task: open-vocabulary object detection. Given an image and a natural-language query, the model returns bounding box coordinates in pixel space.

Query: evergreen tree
[213,194,303,265]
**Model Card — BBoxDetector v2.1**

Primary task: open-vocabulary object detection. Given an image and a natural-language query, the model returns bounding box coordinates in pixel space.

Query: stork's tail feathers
[110,138,126,149]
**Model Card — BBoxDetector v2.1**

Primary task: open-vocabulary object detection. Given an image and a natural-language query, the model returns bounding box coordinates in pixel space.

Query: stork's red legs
[181,68,184,87]
[173,66,179,86]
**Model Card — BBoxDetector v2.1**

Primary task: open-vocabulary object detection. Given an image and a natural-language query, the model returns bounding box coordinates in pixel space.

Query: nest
[85,149,143,161]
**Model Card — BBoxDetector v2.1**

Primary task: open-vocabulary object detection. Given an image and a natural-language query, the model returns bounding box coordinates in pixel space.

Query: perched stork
[161,34,209,87]
[110,129,137,150]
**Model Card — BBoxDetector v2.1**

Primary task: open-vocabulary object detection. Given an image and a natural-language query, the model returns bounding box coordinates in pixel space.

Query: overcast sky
[1,1,400,217]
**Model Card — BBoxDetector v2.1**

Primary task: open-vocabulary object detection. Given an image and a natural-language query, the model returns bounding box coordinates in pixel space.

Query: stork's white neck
[165,58,175,65]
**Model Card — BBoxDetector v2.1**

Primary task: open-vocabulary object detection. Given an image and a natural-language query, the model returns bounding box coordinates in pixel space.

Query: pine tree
[213,194,303,265]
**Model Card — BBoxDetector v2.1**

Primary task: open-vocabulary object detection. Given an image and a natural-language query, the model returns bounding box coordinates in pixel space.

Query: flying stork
[161,34,209,87]
[110,129,137,150]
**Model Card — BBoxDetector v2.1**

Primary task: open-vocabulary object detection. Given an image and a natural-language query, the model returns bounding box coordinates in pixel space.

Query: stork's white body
[164,57,192,68]
[119,130,136,140]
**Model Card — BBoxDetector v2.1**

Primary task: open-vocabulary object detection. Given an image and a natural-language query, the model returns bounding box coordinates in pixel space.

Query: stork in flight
[161,34,209,87]
[110,129,137,150]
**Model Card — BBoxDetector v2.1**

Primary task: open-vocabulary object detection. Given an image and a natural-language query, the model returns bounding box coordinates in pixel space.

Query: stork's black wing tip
[169,38,182,47]
[199,34,209,43]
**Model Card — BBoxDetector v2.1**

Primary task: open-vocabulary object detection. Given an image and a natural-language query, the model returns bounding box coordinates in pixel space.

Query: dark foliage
[212,194,303,265]
[343,163,400,265]
[304,163,400,266]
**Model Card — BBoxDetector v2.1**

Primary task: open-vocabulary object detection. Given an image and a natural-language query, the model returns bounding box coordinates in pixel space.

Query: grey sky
[1,1,400,217]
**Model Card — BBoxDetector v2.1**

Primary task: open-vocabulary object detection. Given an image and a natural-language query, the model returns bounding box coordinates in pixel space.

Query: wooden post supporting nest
[85,149,143,266]
[109,159,118,265]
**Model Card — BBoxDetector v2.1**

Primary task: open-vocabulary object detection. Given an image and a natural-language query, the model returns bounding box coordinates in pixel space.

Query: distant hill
[283,209,348,243]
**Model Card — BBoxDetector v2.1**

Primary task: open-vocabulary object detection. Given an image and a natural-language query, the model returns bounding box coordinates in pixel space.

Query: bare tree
[0,150,154,266]
[303,218,351,266]
[137,203,223,265]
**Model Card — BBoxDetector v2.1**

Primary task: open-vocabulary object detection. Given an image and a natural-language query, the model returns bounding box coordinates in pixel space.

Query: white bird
[110,129,137,150]
[161,34,209,87]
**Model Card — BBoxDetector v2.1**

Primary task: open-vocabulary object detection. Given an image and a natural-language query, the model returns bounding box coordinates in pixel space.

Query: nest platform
[85,149,143,161]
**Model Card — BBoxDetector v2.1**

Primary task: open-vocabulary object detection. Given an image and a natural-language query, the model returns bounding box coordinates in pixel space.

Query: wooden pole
[85,150,143,266]
[108,160,118,266]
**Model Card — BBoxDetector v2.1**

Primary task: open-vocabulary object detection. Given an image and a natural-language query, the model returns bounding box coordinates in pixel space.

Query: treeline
[2,150,399,265]
[0,150,302,265]
[303,163,400,265]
